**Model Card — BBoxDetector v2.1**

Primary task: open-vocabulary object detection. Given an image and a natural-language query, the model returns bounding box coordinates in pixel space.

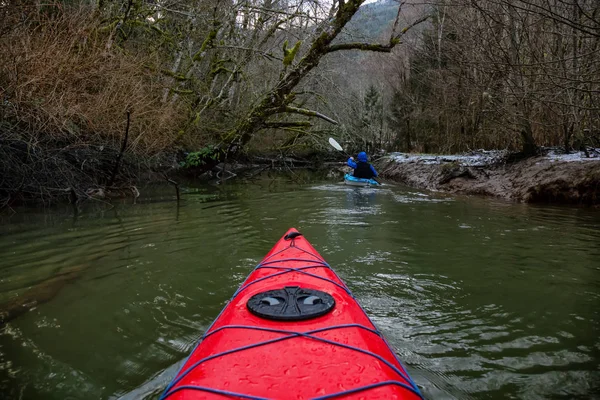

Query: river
[1,174,598,399]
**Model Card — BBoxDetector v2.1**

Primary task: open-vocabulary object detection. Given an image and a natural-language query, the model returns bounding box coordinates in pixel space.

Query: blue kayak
[344,173,380,187]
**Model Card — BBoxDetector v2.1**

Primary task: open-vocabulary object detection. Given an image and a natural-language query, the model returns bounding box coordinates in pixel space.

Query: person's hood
[357,152,368,162]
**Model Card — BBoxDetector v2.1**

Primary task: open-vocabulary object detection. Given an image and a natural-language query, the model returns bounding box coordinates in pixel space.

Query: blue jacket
[347,152,378,178]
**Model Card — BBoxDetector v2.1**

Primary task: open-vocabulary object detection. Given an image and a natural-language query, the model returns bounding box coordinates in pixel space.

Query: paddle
[328,137,351,158]
[328,138,380,184]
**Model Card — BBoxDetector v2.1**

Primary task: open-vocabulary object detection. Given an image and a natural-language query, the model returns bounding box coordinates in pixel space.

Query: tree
[383,0,599,155]
[206,0,430,165]
[388,89,413,151]
[358,84,384,152]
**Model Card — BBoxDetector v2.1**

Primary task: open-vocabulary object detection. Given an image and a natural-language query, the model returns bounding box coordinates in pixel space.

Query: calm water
[1,175,599,399]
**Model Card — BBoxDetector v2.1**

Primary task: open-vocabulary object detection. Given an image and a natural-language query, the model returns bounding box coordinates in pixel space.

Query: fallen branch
[108,110,131,187]
[284,106,338,124]
[244,165,271,179]
[325,15,430,53]
[214,164,237,183]
[164,174,180,201]
[264,121,312,129]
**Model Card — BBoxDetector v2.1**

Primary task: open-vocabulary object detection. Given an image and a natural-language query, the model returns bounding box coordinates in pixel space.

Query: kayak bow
[161,229,422,399]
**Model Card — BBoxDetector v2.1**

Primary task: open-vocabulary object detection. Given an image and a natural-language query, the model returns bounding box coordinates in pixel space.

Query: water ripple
[0,179,598,400]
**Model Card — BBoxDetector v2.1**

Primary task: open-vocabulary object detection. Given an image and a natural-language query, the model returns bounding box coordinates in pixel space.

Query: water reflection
[0,177,599,399]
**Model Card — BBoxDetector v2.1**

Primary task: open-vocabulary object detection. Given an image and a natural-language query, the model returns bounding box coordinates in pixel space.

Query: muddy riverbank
[376,149,600,206]
[4,144,599,209]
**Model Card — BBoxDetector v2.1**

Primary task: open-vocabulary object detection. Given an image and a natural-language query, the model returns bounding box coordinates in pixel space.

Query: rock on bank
[377,150,600,206]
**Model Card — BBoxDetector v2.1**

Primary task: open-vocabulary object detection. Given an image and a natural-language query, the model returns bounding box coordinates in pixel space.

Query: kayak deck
[161,229,421,399]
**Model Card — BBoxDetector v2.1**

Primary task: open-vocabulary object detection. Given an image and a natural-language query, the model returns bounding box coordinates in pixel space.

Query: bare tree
[207,0,429,163]
[385,0,599,155]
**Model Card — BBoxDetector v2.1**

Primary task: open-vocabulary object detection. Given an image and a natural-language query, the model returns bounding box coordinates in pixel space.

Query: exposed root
[0,129,171,208]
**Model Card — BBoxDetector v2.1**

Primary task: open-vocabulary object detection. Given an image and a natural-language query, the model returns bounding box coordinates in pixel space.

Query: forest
[1,0,598,203]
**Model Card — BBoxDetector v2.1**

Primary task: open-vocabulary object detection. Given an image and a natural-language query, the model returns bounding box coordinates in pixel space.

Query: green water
[0,176,599,399]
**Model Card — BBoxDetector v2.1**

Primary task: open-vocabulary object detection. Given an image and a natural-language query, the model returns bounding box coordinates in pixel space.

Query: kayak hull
[343,173,379,187]
[161,229,421,400]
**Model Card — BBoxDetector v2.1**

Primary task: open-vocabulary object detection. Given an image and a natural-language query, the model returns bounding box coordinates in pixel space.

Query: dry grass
[0,3,189,204]
[0,3,185,156]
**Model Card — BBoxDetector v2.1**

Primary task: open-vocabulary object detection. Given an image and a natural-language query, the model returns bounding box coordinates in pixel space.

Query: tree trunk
[405,118,411,152]
[520,124,537,156]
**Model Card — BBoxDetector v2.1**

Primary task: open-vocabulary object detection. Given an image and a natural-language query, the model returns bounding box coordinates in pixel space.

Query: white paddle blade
[328,137,343,152]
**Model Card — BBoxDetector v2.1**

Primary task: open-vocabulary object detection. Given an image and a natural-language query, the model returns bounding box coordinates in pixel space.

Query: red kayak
[161,228,422,399]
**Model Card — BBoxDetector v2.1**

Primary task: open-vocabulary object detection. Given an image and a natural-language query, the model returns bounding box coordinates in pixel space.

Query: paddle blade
[328,137,343,152]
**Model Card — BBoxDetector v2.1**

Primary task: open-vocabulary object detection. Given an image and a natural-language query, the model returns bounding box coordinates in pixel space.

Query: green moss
[161,69,188,81]
[283,41,302,67]
[192,27,220,61]
[98,19,120,33]
[150,25,165,35]
[180,146,223,168]
[210,59,233,77]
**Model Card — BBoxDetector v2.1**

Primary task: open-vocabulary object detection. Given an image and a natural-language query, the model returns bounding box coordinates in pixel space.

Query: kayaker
[347,151,378,179]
